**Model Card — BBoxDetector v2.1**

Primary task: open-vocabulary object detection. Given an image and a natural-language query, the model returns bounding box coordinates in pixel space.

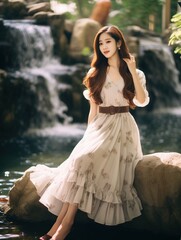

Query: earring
[118,47,120,50]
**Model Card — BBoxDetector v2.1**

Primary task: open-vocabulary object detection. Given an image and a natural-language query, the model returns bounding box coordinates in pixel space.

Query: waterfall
[2,20,75,130]
[4,20,54,68]
[27,64,73,126]
[3,22,180,137]
[139,38,181,110]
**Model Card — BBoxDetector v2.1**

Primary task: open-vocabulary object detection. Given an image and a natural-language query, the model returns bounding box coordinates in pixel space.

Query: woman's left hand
[123,54,137,74]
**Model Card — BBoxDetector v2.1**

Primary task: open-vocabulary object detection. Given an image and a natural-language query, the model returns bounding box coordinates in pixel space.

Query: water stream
[1,20,81,129]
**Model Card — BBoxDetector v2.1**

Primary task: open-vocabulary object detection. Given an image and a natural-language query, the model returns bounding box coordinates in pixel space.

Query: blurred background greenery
[56,0,177,33]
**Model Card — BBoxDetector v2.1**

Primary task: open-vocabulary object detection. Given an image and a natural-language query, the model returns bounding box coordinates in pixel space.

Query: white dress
[27,69,149,225]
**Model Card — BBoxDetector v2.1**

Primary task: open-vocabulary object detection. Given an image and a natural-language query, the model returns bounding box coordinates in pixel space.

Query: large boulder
[68,18,101,62]
[134,152,181,235]
[2,152,181,236]
[3,171,56,222]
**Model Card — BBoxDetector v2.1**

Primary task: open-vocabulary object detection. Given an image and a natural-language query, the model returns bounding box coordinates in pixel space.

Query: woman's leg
[48,202,70,237]
[40,202,69,239]
[51,203,78,240]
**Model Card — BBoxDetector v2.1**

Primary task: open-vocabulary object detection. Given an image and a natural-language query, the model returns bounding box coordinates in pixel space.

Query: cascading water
[4,20,54,69]
[1,20,79,133]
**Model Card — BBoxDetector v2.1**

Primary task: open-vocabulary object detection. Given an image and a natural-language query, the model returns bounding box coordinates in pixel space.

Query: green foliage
[109,0,163,32]
[55,0,176,34]
[169,12,181,55]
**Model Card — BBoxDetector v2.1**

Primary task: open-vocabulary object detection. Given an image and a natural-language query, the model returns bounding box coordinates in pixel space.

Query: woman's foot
[41,203,77,240]
[39,234,52,240]
[45,203,70,238]
[51,204,78,240]
[51,222,72,240]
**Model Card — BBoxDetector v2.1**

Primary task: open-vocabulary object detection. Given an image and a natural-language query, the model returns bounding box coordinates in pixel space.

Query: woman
[29,25,149,240]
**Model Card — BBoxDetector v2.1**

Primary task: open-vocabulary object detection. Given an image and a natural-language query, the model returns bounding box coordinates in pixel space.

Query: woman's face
[99,32,119,59]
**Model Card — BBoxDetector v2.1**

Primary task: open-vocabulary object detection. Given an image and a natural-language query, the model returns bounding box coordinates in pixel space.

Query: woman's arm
[88,98,98,125]
[131,70,146,104]
[123,55,147,104]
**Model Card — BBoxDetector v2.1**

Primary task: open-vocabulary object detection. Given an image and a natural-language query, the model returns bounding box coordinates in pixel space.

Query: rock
[126,25,161,40]
[139,44,181,110]
[69,18,101,62]
[27,2,51,16]
[0,72,56,138]
[134,152,181,235]
[0,41,12,69]
[48,13,67,61]
[33,11,49,25]
[3,171,56,222]
[2,152,181,236]
[3,0,27,19]
[0,69,7,78]
[90,0,111,26]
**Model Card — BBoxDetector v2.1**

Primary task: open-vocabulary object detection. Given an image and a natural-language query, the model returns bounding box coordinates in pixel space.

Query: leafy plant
[109,0,163,32]
[169,12,181,55]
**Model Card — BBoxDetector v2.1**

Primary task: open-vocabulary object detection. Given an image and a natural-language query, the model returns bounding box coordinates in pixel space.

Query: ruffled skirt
[28,112,143,225]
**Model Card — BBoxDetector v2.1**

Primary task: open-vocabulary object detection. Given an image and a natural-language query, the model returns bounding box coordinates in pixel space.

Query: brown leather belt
[99,106,129,115]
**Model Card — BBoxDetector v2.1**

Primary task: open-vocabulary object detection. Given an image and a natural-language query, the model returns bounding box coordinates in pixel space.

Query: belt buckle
[109,106,115,115]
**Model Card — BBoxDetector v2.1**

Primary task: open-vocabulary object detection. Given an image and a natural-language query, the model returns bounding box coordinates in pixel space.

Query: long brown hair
[83,25,136,109]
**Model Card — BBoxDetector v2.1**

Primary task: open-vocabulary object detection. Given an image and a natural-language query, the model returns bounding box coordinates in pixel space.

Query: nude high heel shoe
[39,234,51,240]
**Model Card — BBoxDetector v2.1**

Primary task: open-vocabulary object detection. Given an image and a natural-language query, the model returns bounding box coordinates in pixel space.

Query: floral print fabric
[28,69,149,225]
